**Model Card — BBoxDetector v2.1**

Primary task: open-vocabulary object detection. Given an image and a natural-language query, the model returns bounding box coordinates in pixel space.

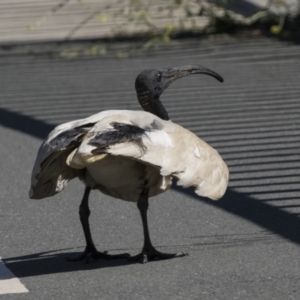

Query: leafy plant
[27,0,300,57]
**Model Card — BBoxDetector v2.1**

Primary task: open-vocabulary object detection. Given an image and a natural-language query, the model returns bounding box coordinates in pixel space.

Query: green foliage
[27,0,300,58]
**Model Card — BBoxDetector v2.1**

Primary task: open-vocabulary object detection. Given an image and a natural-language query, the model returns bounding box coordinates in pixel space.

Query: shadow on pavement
[2,108,300,239]
[0,108,54,139]
[1,107,300,278]
[3,249,135,278]
[174,185,300,245]
[2,180,300,278]
[3,186,300,279]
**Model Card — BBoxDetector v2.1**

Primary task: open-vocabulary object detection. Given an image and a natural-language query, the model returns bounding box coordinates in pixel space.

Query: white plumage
[29,65,229,263]
[30,110,228,201]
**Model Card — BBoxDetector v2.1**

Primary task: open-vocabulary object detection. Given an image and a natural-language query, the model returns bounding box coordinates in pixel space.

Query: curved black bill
[162,65,224,87]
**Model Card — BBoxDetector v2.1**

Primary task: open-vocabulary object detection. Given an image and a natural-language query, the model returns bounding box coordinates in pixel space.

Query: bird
[29,64,229,264]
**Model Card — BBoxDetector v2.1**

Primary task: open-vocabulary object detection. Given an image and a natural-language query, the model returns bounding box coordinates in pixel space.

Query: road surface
[0,36,300,299]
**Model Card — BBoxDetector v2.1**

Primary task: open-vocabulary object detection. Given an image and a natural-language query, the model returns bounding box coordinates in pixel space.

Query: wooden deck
[0,0,209,44]
[0,0,297,45]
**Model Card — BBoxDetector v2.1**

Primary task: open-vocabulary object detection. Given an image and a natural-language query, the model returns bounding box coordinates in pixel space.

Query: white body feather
[29,110,229,202]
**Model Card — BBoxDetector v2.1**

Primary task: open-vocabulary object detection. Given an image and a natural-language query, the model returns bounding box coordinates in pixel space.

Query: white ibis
[29,65,229,263]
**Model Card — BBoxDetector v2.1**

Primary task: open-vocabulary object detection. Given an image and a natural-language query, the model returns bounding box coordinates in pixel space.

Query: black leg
[66,186,130,263]
[129,189,188,263]
[78,186,96,252]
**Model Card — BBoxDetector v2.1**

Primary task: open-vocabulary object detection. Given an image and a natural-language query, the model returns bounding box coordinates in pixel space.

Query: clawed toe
[127,247,188,264]
[66,247,130,264]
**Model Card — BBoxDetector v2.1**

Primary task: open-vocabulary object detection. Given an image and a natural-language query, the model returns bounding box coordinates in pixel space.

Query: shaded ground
[0,36,300,299]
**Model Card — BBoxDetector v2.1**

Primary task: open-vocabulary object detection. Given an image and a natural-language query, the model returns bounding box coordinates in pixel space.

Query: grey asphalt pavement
[0,36,300,299]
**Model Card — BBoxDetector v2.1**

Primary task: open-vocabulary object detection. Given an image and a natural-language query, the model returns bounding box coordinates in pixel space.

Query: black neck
[137,90,170,121]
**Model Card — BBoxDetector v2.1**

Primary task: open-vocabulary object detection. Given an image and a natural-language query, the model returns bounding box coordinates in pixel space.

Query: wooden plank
[0,0,210,44]
[0,0,297,44]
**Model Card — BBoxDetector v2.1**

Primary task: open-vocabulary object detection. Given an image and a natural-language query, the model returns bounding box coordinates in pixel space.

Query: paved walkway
[0,36,299,299]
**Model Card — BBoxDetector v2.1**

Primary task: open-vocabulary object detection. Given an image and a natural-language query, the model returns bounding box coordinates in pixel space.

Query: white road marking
[0,258,28,294]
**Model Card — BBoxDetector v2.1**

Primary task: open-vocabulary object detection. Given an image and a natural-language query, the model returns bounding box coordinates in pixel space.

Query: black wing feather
[49,123,95,151]
[89,122,151,155]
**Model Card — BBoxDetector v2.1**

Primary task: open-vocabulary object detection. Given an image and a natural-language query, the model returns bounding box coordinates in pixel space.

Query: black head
[135,65,224,120]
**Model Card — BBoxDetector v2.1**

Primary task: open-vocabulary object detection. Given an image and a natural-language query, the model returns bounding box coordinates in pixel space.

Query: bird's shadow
[4,184,300,279]
[2,108,300,278]
[2,249,136,279]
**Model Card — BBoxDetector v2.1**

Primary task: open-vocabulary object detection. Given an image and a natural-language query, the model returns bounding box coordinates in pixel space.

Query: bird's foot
[128,245,188,264]
[66,246,130,264]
